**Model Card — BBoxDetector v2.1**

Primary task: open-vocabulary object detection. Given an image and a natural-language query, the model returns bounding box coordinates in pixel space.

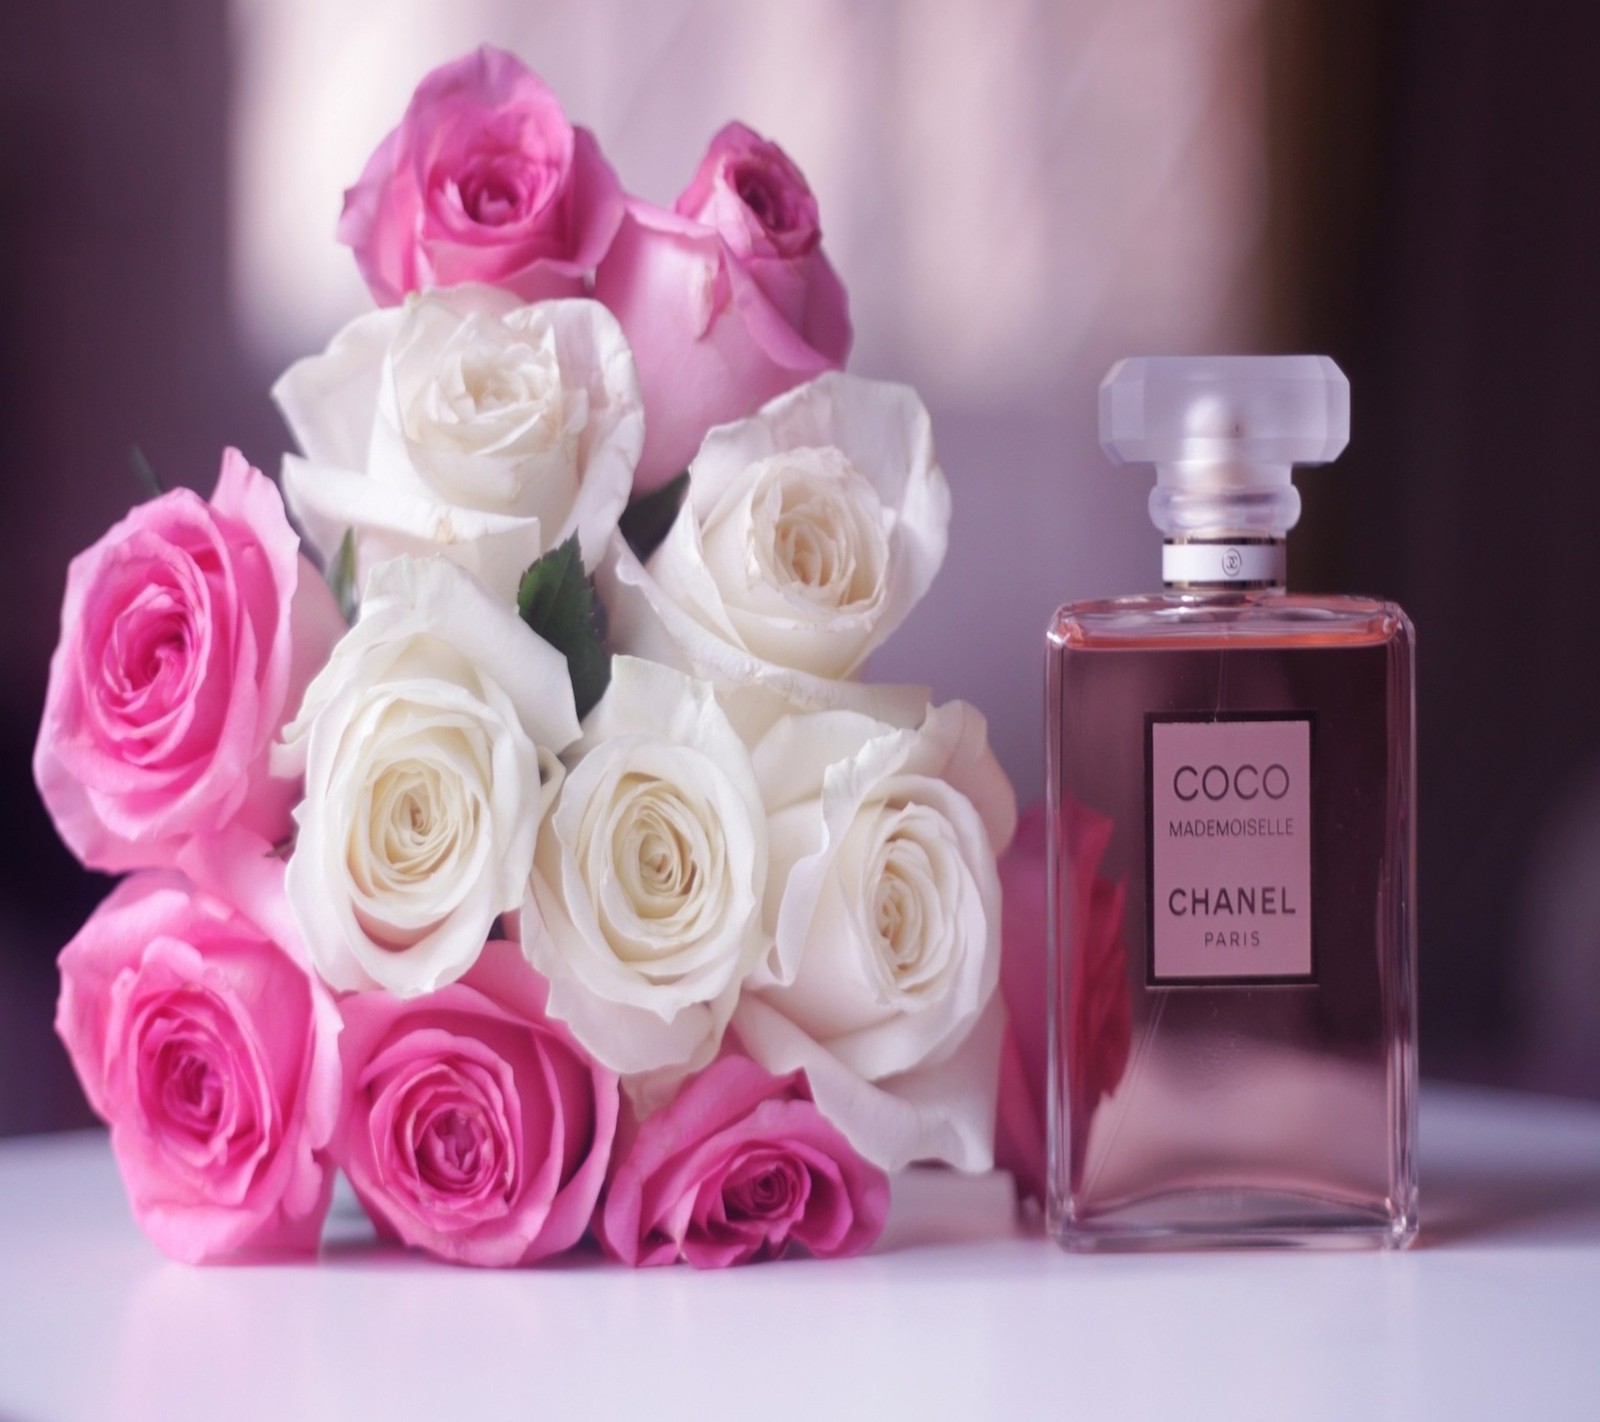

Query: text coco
[1173,761,1291,803]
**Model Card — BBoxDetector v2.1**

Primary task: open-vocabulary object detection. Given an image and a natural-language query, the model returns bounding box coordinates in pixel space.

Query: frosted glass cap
[1099,356,1349,541]
[1100,355,1349,471]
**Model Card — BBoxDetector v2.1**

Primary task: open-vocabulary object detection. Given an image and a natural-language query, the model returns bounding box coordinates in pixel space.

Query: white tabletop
[2,1081,1598,1422]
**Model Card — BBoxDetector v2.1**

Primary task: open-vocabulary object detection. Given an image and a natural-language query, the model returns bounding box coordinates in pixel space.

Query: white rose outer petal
[522,657,768,1076]
[601,535,935,745]
[732,991,1006,1174]
[273,307,402,470]
[281,555,581,770]
[281,455,550,605]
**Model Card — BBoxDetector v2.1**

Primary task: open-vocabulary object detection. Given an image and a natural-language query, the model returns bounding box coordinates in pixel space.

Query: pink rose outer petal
[599,1055,888,1268]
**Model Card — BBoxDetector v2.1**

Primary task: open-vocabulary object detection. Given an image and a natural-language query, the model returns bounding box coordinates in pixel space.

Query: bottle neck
[1162,536,1286,591]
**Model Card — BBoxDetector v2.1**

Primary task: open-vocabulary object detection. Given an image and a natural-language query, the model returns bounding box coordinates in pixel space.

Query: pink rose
[593,124,852,493]
[339,45,625,306]
[598,1055,889,1268]
[333,941,618,1267]
[33,449,343,875]
[55,848,342,1262]
[993,802,1130,1204]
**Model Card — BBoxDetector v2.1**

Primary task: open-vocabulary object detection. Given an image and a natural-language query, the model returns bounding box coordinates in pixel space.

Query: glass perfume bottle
[1045,356,1417,1250]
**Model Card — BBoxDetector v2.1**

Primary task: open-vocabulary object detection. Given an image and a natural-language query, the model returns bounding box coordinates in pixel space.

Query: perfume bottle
[1045,356,1417,1250]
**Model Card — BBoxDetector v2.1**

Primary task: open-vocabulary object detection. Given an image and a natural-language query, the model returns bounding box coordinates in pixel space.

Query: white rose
[733,700,1017,1171]
[601,371,950,717]
[273,286,642,601]
[523,657,767,1076]
[279,556,580,996]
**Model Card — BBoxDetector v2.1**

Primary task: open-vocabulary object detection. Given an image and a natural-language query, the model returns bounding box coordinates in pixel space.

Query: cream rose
[279,557,580,996]
[522,657,766,1076]
[733,700,1016,1171]
[602,371,950,718]
[273,286,642,600]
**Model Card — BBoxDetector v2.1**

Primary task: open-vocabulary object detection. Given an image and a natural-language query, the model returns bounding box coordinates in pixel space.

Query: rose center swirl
[88,558,215,760]
[129,992,265,1172]
[721,1149,808,1226]
[596,772,729,965]
[383,1056,515,1213]
[343,710,496,950]
[854,802,965,1002]
[404,314,589,516]
[749,449,888,615]
[447,150,560,228]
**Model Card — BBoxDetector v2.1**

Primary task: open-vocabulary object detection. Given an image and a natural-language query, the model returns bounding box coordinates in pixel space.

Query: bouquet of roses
[35,46,1017,1268]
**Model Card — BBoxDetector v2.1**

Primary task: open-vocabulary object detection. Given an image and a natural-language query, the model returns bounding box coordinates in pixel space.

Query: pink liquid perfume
[1045,356,1418,1249]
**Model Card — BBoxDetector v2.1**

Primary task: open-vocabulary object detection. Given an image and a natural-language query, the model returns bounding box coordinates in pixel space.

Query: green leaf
[129,445,164,501]
[618,471,690,563]
[328,528,358,625]
[517,535,611,721]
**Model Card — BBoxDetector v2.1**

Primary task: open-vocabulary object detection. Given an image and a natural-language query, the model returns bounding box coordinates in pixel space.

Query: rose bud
[594,123,851,493]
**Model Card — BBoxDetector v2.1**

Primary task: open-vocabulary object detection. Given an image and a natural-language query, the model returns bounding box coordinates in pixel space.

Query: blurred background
[1,0,1597,1134]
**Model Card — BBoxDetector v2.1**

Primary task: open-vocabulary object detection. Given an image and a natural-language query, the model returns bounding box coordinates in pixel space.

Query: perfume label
[1147,715,1314,983]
